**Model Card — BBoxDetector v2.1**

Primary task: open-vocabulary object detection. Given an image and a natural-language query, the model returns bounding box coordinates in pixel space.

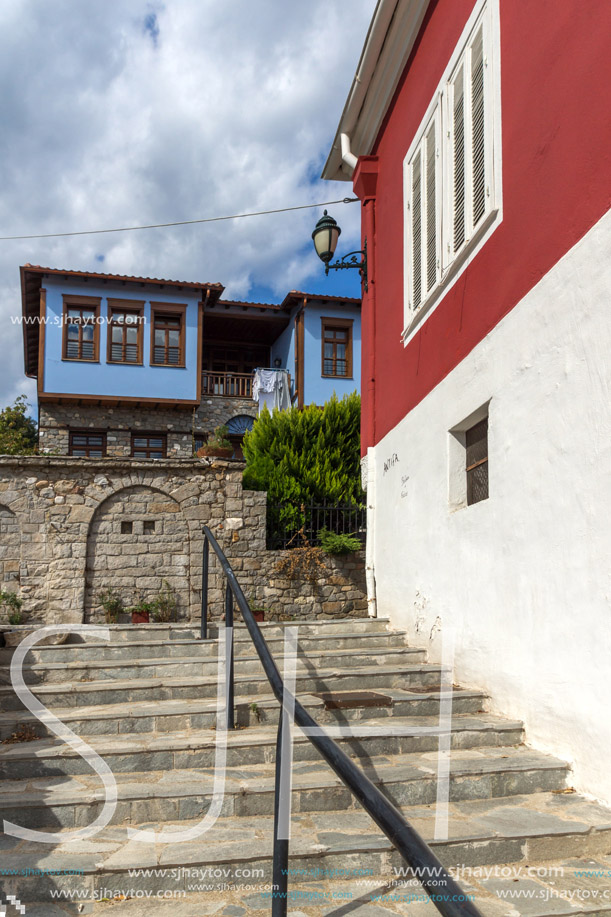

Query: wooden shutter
[451,64,466,253]
[425,123,439,293]
[470,23,486,228]
[410,149,423,310]
[408,108,440,311]
[446,10,490,261]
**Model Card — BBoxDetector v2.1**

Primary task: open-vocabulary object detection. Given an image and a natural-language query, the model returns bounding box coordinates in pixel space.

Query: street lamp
[311,210,367,290]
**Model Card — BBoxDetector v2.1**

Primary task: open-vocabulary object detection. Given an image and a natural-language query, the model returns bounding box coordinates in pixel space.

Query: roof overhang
[19,265,224,378]
[203,300,290,346]
[322,0,430,182]
[280,291,362,311]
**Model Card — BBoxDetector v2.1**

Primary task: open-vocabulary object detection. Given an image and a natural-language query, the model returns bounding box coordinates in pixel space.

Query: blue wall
[271,301,361,406]
[303,302,361,406]
[42,278,200,401]
[270,319,295,397]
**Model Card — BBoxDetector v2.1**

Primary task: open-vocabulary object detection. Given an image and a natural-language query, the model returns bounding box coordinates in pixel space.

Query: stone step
[64,617,392,644]
[0,628,406,665]
[3,792,611,908]
[0,646,427,686]
[7,856,611,917]
[0,686,488,740]
[0,746,567,831]
[0,660,449,711]
[0,713,524,779]
[87,854,611,917]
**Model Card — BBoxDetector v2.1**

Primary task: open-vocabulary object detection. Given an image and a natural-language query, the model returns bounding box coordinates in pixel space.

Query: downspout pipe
[352,156,379,617]
[340,133,358,174]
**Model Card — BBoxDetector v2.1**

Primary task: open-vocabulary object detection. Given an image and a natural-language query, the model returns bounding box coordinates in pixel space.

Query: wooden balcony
[201,371,253,399]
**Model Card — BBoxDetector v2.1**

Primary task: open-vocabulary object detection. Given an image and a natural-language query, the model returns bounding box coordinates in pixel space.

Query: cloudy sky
[0,0,376,409]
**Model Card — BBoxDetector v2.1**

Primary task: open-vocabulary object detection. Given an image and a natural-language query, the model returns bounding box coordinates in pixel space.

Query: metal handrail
[200,525,483,917]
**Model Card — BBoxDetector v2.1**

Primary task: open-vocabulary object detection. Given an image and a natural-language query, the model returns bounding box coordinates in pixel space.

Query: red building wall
[358,0,611,454]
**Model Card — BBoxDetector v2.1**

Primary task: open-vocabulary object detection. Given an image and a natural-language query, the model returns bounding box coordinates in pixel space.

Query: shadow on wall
[84,486,190,623]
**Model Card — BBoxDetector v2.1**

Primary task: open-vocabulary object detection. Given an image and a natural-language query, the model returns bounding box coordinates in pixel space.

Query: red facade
[354,0,611,454]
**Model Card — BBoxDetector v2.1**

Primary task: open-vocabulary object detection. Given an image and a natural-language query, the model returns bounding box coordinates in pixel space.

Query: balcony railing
[201,371,253,398]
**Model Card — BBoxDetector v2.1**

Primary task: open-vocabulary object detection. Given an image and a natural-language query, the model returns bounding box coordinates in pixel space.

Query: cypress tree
[242,394,364,541]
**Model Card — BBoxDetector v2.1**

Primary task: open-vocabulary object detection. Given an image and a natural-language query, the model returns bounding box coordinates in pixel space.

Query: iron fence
[266,499,366,550]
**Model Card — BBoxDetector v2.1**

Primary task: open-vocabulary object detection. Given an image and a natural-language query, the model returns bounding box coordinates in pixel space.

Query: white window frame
[403,0,502,343]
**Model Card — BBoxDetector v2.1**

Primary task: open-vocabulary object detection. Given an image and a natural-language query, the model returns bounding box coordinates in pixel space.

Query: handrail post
[201,533,209,641]
[272,709,288,917]
[225,582,234,730]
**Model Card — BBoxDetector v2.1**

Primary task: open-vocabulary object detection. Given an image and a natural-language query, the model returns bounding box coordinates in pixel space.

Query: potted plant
[97,589,123,624]
[247,594,267,623]
[196,425,233,458]
[129,597,157,624]
[151,581,178,623]
[0,590,24,626]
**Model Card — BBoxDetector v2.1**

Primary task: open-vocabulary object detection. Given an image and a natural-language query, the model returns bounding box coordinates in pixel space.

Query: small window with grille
[150,304,186,367]
[62,296,101,361]
[69,431,107,458]
[107,301,144,364]
[321,318,353,378]
[131,433,167,459]
[465,417,488,505]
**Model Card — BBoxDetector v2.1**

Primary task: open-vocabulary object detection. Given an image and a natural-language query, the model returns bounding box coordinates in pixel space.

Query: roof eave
[322,0,430,182]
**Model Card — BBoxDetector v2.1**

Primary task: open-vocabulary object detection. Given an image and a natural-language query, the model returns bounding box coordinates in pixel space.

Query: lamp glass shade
[312,210,341,264]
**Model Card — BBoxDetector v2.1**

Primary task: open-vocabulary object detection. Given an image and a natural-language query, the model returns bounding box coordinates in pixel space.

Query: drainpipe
[340,133,358,173]
[366,446,377,617]
[352,157,379,617]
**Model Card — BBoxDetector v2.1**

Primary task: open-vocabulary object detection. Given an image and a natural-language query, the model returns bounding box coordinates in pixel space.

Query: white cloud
[0,0,375,408]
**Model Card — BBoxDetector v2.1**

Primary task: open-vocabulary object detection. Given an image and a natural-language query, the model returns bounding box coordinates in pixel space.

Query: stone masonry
[38,397,257,457]
[0,456,366,626]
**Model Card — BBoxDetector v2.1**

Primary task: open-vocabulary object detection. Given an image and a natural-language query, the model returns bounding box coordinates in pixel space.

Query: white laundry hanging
[253,369,291,414]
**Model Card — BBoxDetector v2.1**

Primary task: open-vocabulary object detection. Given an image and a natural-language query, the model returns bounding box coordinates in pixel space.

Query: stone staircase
[0,618,610,917]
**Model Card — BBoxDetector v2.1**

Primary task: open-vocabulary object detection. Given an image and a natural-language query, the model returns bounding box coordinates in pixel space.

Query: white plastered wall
[373,207,611,803]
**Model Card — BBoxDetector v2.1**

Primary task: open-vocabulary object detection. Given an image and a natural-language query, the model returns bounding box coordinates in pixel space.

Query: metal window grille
[466,417,488,505]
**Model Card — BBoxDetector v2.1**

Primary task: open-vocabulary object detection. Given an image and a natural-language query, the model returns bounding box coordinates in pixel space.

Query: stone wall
[0,457,367,626]
[236,550,368,621]
[39,398,257,457]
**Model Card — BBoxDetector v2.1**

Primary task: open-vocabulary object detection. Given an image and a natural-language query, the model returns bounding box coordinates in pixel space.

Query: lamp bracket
[324,239,368,291]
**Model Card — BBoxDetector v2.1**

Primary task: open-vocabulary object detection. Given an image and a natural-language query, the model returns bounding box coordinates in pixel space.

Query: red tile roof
[22,264,224,291]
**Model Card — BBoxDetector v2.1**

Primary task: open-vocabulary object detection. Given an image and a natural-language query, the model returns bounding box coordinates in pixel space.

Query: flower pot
[196,445,234,459]
[131,610,150,624]
[252,609,265,623]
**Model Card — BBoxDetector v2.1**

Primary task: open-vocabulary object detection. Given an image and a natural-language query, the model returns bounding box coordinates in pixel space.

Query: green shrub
[0,590,24,624]
[318,528,362,555]
[97,589,123,623]
[206,425,231,449]
[242,393,363,539]
[152,581,178,622]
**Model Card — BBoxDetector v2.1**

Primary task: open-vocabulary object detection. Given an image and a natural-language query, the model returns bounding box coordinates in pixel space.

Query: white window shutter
[411,149,423,310]
[470,23,486,228]
[403,0,499,331]
[425,122,440,293]
[451,64,466,255]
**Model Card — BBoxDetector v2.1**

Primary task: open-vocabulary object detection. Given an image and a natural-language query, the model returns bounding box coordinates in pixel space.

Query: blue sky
[0,0,374,408]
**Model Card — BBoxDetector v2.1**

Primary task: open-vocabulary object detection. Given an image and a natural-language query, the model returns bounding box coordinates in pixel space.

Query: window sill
[107,360,144,367]
[321,374,354,381]
[403,207,500,345]
[150,363,187,369]
[62,357,100,364]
